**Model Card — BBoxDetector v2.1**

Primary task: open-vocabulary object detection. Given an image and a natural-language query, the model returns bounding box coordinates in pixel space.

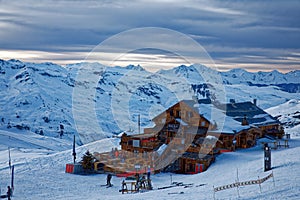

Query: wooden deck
[94,150,156,174]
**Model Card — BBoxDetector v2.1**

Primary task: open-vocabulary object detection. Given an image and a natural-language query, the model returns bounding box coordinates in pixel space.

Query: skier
[140,175,146,189]
[135,173,140,191]
[121,180,128,194]
[106,174,112,187]
[7,186,12,200]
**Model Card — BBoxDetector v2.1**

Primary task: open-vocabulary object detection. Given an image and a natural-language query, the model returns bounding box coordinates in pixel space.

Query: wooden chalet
[94,99,284,175]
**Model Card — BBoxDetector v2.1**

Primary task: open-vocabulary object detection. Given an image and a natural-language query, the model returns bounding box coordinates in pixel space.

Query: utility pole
[138,114,140,135]
[72,135,76,164]
[8,147,11,173]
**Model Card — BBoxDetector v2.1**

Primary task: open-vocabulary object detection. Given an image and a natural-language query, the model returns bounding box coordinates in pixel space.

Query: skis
[158,182,194,190]
[195,183,206,187]
[100,184,113,188]
[168,191,184,195]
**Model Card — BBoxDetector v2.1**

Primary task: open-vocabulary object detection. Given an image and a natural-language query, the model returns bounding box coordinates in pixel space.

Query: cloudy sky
[0,0,299,72]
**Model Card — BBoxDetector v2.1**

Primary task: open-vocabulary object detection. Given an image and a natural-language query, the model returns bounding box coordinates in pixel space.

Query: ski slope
[0,126,299,200]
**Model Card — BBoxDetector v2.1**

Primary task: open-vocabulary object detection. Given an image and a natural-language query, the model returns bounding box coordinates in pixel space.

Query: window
[133,140,140,147]
[177,110,181,117]
[201,121,206,127]
[187,111,193,118]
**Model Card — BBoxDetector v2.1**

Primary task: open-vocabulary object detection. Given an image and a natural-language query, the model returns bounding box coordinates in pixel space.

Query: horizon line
[2,57,299,74]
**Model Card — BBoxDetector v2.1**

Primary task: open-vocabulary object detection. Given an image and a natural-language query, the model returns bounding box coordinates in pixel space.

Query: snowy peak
[222,68,300,85]
[160,64,214,75]
[125,64,145,71]
[174,64,196,74]
[157,64,220,84]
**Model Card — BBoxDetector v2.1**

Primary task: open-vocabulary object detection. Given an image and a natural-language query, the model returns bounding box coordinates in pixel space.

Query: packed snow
[0,127,299,199]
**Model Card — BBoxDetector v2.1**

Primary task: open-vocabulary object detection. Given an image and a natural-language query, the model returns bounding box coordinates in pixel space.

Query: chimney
[253,99,257,106]
[242,114,249,126]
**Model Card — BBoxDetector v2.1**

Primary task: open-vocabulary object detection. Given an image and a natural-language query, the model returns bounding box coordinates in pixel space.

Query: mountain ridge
[1,59,299,144]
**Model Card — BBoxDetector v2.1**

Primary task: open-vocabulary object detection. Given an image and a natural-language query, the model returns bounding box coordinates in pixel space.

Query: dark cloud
[0,0,299,71]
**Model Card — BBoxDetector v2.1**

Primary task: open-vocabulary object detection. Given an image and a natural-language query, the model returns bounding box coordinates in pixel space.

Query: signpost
[264,144,271,171]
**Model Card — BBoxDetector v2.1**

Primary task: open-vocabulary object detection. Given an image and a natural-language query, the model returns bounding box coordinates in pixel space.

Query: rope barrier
[214,172,273,192]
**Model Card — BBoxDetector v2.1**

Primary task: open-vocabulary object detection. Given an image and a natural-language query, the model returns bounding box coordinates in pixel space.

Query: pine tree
[80,150,95,172]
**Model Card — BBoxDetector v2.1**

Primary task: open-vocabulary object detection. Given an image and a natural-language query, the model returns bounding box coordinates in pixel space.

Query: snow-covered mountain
[0,59,78,141]
[222,68,300,93]
[1,59,300,144]
[222,68,300,84]
[266,99,300,136]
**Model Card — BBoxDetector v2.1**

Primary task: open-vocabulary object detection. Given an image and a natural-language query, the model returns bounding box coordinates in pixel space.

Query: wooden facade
[260,124,285,139]
[94,100,284,175]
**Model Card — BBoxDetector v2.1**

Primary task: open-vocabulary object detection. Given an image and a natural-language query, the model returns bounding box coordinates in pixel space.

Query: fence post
[272,171,275,187]
[236,168,240,198]
[258,176,262,193]
[213,186,216,200]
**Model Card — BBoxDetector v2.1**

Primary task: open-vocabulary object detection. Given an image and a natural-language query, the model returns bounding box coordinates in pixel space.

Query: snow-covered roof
[152,99,280,136]
[258,136,277,144]
[156,144,167,155]
[175,118,188,126]
[183,100,250,134]
[223,101,279,126]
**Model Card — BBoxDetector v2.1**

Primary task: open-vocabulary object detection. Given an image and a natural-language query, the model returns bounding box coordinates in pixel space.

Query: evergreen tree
[80,150,95,172]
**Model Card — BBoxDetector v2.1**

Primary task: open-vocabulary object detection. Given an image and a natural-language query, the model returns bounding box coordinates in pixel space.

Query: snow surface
[0,128,299,199]
[266,99,300,137]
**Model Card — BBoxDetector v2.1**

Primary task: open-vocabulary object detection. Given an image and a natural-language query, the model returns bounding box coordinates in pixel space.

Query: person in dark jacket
[7,186,12,200]
[106,174,112,187]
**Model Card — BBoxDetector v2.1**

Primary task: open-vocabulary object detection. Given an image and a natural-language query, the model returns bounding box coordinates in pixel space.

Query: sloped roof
[151,99,279,135]
[222,101,279,126]
[183,100,280,134]
[182,100,250,134]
